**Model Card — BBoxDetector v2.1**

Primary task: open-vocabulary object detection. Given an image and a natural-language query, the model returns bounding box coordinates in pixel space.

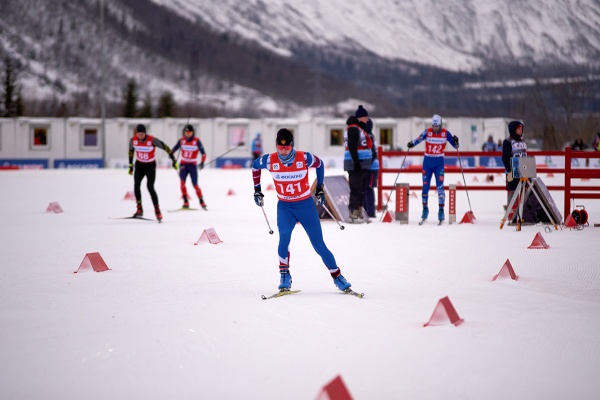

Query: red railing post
[564,147,572,220]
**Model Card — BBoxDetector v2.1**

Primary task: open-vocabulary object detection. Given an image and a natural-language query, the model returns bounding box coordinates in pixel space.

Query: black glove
[254,187,264,206]
[198,161,204,170]
[128,163,133,175]
[315,185,325,206]
[453,135,459,148]
[407,141,415,148]
[171,157,178,170]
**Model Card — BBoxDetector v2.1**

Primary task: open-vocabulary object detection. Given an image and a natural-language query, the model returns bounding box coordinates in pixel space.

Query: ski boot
[421,206,429,219]
[332,272,351,291]
[182,196,189,209]
[438,208,445,222]
[199,197,207,210]
[155,206,163,222]
[278,269,292,291]
[133,201,143,218]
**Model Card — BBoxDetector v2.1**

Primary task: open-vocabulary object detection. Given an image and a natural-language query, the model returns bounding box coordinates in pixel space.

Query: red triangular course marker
[74,252,111,273]
[423,296,464,327]
[195,228,223,245]
[381,210,394,223]
[227,189,235,196]
[123,191,136,200]
[564,214,577,228]
[528,232,549,249]
[45,202,63,213]
[459,211,476,224]
[492,259,519,281]
[316,375,354,400]
[266,184,275,191]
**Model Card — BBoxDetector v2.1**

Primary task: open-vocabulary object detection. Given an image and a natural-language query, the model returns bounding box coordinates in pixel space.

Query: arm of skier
[252,154,269,205]
[408,130,427,148]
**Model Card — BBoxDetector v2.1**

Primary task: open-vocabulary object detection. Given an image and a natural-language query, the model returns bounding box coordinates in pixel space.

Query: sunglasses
[276,144,292,150]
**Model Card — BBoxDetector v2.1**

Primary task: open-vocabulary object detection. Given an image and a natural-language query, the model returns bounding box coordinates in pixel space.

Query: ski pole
[321,204,345,230]
[456,148,473,213]
[204,142,245,167]
[380,148,410,221]
[260,205,274,235]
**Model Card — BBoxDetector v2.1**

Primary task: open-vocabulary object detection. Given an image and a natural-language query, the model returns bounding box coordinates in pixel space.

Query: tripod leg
[517,180,527,231]
[500,181,522,229]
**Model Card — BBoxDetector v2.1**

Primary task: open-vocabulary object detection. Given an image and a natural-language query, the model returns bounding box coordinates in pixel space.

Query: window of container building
[31,126,49,149]
[228,125,247,148]
[82,127,99,149]
[379,127,394,147]
[329,128,344,146]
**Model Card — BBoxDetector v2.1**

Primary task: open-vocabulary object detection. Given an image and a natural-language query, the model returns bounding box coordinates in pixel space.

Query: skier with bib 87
[252,128,354,294]
[407,115,459,224]
[171,124,208,210]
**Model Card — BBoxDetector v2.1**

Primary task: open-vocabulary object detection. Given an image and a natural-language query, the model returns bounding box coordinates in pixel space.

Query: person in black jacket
[343,105,373,223]
[501,120,527,207]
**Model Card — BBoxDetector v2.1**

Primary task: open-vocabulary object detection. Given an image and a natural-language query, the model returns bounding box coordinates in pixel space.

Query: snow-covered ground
[0,167,599,400]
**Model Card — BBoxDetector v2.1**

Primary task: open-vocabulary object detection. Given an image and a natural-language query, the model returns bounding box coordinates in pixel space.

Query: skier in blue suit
[252,128,353,293]
[407,114,459,222]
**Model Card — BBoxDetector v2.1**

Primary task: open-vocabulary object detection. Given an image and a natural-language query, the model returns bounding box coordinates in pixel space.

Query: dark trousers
[134,161,159,207]
[348,170,368,211]
[363,170,378,217]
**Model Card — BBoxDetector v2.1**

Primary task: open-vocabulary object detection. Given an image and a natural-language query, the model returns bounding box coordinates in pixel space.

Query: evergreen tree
[138,92,153,118]
[157,91,175,117]
[122,78,138,117]
[2,56,20,117]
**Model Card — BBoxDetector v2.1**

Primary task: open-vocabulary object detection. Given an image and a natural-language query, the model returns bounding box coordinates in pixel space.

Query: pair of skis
[261,288,364,300]
[110,215,161,223]
[419,219,444,226]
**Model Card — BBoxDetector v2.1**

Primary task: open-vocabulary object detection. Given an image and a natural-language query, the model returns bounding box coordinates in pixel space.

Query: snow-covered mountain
[154,0,600,72]
[1,0,599,119]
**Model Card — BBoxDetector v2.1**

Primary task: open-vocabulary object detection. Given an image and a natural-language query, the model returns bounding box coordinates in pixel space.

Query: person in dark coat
[501,120,527,207]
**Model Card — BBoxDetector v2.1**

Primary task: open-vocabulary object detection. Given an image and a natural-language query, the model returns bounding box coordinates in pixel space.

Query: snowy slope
[150,0,600,71]
[0,167,599,399]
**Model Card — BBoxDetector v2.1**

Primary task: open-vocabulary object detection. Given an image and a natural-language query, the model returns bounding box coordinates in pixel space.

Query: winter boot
[438,207,445,221]
[199,197,207,210]
[182,196,189,209]
[332,274,351,291]
[348,208,366,224]
[278,269,292,291]
[155,206,162,222]
[133,201,143,218]
[421,206,429,219]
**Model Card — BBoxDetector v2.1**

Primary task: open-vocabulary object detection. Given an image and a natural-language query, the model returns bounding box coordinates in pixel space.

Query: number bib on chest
[269,151,311,202]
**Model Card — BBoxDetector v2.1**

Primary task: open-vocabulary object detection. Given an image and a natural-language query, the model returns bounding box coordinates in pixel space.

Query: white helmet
[432,114,442,126]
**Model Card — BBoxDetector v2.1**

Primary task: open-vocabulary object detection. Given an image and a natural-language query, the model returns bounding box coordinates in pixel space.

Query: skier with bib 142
[171,124,208,210]
[252,128,355,294]
[407,114,459,224]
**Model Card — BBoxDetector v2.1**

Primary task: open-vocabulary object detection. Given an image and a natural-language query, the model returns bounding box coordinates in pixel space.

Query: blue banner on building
[216,158,252,168]
[444,156,475,168]
[480,156,503,168]
[0,159,49,169]
[54,159,104,169]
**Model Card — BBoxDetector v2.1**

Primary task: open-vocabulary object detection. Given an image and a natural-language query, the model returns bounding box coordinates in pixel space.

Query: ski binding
[261,289,301,300]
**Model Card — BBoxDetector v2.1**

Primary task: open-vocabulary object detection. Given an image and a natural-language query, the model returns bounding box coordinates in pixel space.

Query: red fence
[376,147,600,221]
